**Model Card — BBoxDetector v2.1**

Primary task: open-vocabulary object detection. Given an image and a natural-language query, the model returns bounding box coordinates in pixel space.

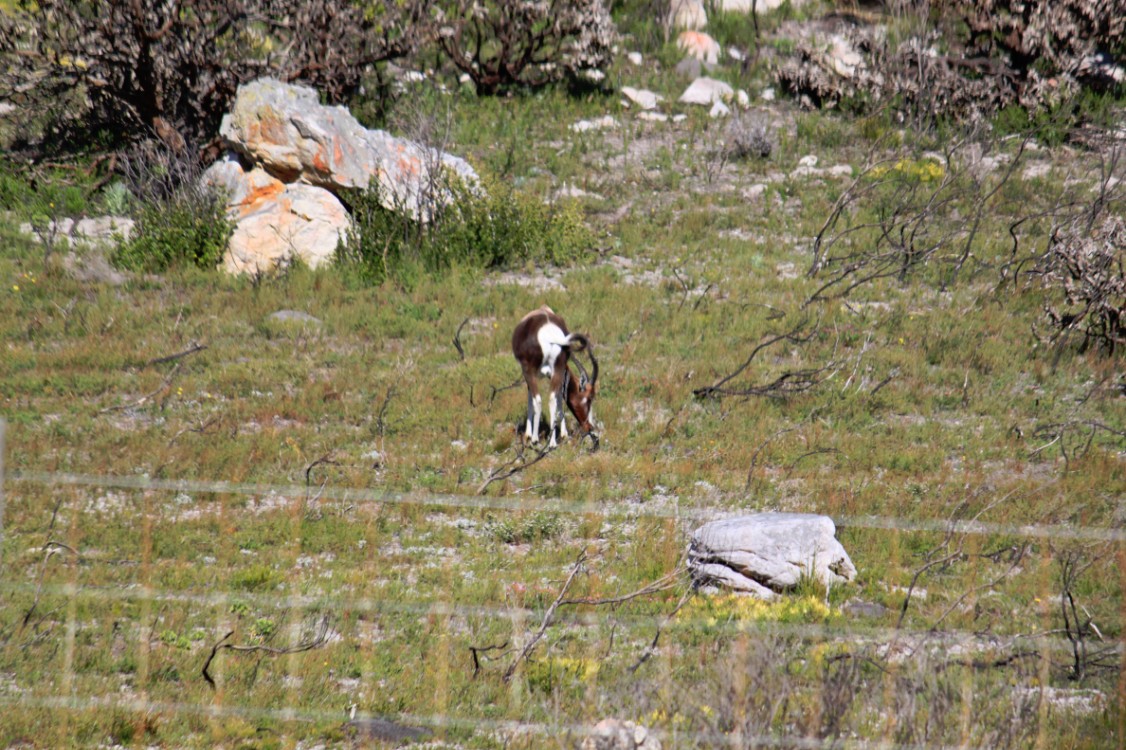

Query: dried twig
[629,585,693,674]
[145,341,207,367]
[99,361,184,413]
[477,444,552,495]
[202,615,334,688]
[304,453,338,514]
[503,550,587,682]
[488,377,522,407]
[469,641,510,678]
[452,317,470,361]
[20,541,77,632]
[694,319,840,400]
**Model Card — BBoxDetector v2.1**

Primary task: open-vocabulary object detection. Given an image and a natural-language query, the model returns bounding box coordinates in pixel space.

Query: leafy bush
[340,172,592,284]
[113,188,232,272]
[484,512,567,544]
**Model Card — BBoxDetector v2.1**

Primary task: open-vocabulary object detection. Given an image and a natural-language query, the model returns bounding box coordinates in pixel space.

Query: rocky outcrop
[677,30,721,65]
[219,78,477,222]
[688,513,857,599]
[668,0,707,31]
[203,78,479,275]
[679,77,735,106]
[202,154,350,275]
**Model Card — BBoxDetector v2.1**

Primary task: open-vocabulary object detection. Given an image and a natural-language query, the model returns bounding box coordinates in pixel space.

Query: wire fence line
[2,427,1120,748]
[9,468,1125,543]
[2,579,1104,660]
[0,693,1010,750]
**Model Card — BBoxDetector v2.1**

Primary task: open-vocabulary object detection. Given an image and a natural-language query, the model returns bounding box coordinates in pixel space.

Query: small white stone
[709,100,730,118]
[798,154,819,168]
[570,115,619,133]
[621,86,663,111]
[627,51,643,66]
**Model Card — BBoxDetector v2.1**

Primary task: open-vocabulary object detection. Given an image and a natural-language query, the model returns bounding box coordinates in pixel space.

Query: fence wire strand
[2,435,1121,748]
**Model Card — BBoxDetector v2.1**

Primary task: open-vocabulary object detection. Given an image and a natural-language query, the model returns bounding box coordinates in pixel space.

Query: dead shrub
[776,0,1125,126]
[0,0,428,154]
[435,0,617,95]
[1035,213,1126,355]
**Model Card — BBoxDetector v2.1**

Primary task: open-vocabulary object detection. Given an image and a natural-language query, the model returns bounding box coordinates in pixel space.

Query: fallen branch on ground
[202,615,334,688]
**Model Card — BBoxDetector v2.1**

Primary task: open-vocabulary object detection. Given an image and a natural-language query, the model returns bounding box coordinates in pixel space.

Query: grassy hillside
[1,19,1123,750]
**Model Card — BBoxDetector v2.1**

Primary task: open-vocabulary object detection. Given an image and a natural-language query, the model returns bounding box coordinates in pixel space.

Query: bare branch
[202,615,334,689]
[503,550,588,682]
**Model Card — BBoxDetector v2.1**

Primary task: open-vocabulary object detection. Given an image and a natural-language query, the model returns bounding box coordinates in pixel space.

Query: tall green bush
[339,172,592,284]
[113,190,232,272]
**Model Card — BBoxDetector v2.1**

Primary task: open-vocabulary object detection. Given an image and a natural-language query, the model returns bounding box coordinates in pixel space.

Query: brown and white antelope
[511,306,599,449]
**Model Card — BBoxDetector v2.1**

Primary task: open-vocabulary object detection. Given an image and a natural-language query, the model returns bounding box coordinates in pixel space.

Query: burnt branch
[503,550,588,682]
[202,615,334,688]
[452,317,470,361]
[476,442,553,495]
[693,319,839,400]
[469,641,510,679]
[145,341,207,367]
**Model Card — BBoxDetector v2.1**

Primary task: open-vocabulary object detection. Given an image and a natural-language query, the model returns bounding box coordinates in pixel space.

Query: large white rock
[203,154,351,275]
[219,78,477,222]
[677,30,721,65]
[668,0,707,30]
[718,0,801,12]
[688,513,857,598]
[678,77,735,106]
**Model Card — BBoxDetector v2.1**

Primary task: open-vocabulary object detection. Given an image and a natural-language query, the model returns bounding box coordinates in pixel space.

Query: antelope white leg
[548,389,559,448]
[531,393,542,443]
[558,389,568,439]
[525,389,535,441]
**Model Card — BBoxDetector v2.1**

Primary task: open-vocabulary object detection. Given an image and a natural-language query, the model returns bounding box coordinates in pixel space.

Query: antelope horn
[574,353,590,384]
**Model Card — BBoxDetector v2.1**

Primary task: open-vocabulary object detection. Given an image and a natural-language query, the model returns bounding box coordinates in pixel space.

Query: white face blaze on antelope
[512,306,599,449]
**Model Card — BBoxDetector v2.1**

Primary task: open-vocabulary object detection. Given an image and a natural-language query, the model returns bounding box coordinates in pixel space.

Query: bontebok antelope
[512,306,599,449]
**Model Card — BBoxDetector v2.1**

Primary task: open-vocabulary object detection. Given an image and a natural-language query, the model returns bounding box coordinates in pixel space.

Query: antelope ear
[579,372,589,389]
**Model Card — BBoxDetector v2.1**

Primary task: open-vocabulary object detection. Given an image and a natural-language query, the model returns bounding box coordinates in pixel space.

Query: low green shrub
[339,171,592,285]
[113,188,231,272]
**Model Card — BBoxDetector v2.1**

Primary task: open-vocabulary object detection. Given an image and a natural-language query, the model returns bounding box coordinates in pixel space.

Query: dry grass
[0,73,1123,749]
